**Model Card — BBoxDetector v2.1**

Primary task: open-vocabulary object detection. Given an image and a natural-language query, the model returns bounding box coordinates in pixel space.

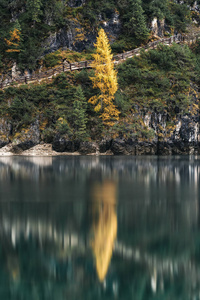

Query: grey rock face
[101,12,121,43]
[52,136,80,152]
[43,12,121,54]
[44,24,77,52]
[79,141,98,154]
[99,94,200,155]
[110,138,129,155]
[99,139,112,153]
[11,62,21,79]
[0,118,12,148]
[104,139,157,155]
[150,17,168,37]
[52,137,98,154]
[12,120,40,151]
[67,0,85,7]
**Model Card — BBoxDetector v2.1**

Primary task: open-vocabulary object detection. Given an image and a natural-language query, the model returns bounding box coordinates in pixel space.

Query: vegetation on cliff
[0,0,198,72]
[0,0,200,150]
[0,41,199,146]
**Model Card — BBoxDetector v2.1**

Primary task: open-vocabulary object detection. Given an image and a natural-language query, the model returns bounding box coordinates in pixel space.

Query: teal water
[0,156,199,300]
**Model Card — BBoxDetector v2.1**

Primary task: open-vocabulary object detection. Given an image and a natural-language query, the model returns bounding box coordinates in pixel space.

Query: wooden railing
[1,32,200,89]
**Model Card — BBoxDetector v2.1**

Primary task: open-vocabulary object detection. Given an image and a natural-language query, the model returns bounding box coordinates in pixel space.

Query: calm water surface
[0,156,200,300]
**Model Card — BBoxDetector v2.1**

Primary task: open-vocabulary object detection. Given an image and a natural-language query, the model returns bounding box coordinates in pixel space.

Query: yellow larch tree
[5,28,21,53]
[89,28,120,126]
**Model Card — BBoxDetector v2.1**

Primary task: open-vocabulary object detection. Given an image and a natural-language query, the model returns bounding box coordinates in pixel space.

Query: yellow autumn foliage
[5,28,21,53]
[89,28,120,126]
[91,181,117,282]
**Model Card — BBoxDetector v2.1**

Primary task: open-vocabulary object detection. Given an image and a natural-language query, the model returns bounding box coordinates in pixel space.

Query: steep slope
[0,0,198,73]
[0,1,200,155]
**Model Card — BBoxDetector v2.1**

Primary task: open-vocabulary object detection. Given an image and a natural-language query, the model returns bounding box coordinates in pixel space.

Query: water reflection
[0,156,199,205]
[0,157,200,299]
[91,181,117,281]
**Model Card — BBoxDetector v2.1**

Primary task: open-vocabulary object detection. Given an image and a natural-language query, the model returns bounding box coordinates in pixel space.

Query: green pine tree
[27,0,43,23]
[123,0,149,41]
[72,86,88,141]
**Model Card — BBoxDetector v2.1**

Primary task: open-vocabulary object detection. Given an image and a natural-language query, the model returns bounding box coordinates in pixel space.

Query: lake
[0,156,199,300]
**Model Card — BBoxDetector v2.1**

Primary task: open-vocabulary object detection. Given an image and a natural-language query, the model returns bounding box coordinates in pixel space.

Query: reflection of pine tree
[72,86,88,141]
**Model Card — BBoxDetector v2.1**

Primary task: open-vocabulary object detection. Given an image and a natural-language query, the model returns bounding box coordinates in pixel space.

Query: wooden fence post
[70,63,72,71]
[85,61,87,68]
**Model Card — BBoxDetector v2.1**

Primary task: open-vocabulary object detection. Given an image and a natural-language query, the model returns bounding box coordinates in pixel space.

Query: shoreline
[1,141,200,156]
[0,143,110,156]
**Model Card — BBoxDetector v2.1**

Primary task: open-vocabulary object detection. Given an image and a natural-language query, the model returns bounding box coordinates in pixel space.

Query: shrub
[8,97,34,123]
[43,51,62,68]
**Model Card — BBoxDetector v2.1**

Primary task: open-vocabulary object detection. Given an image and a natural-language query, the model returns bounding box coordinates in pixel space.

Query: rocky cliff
[0,1,200,155]
[1,102,199,155]
[1,0,198,72]
[43,11,121,54]
[52,104,200,155]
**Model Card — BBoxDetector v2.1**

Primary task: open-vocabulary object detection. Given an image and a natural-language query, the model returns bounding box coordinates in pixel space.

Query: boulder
[52,136,80,152]
[135,142,157,155]
[99,139,112,153]
[0,118,12,148]
[12,120,40,150]
[79,141,98,154]
[111,139,128,155]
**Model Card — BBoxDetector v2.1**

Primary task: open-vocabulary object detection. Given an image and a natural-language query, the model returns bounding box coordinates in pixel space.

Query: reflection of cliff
[91,181,117,282]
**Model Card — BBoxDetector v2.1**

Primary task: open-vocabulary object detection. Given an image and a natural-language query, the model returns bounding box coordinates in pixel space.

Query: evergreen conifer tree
[123,0,149,41]
[89,28,120,126]
[72,86,88,140]
[27,0,43,23]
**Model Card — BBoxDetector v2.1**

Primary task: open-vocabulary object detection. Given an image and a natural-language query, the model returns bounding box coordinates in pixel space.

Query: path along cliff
[1,32,200,90]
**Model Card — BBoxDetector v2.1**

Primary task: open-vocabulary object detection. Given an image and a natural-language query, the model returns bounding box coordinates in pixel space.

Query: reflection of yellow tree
[91,181,117,282]
[7,255,20,281]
